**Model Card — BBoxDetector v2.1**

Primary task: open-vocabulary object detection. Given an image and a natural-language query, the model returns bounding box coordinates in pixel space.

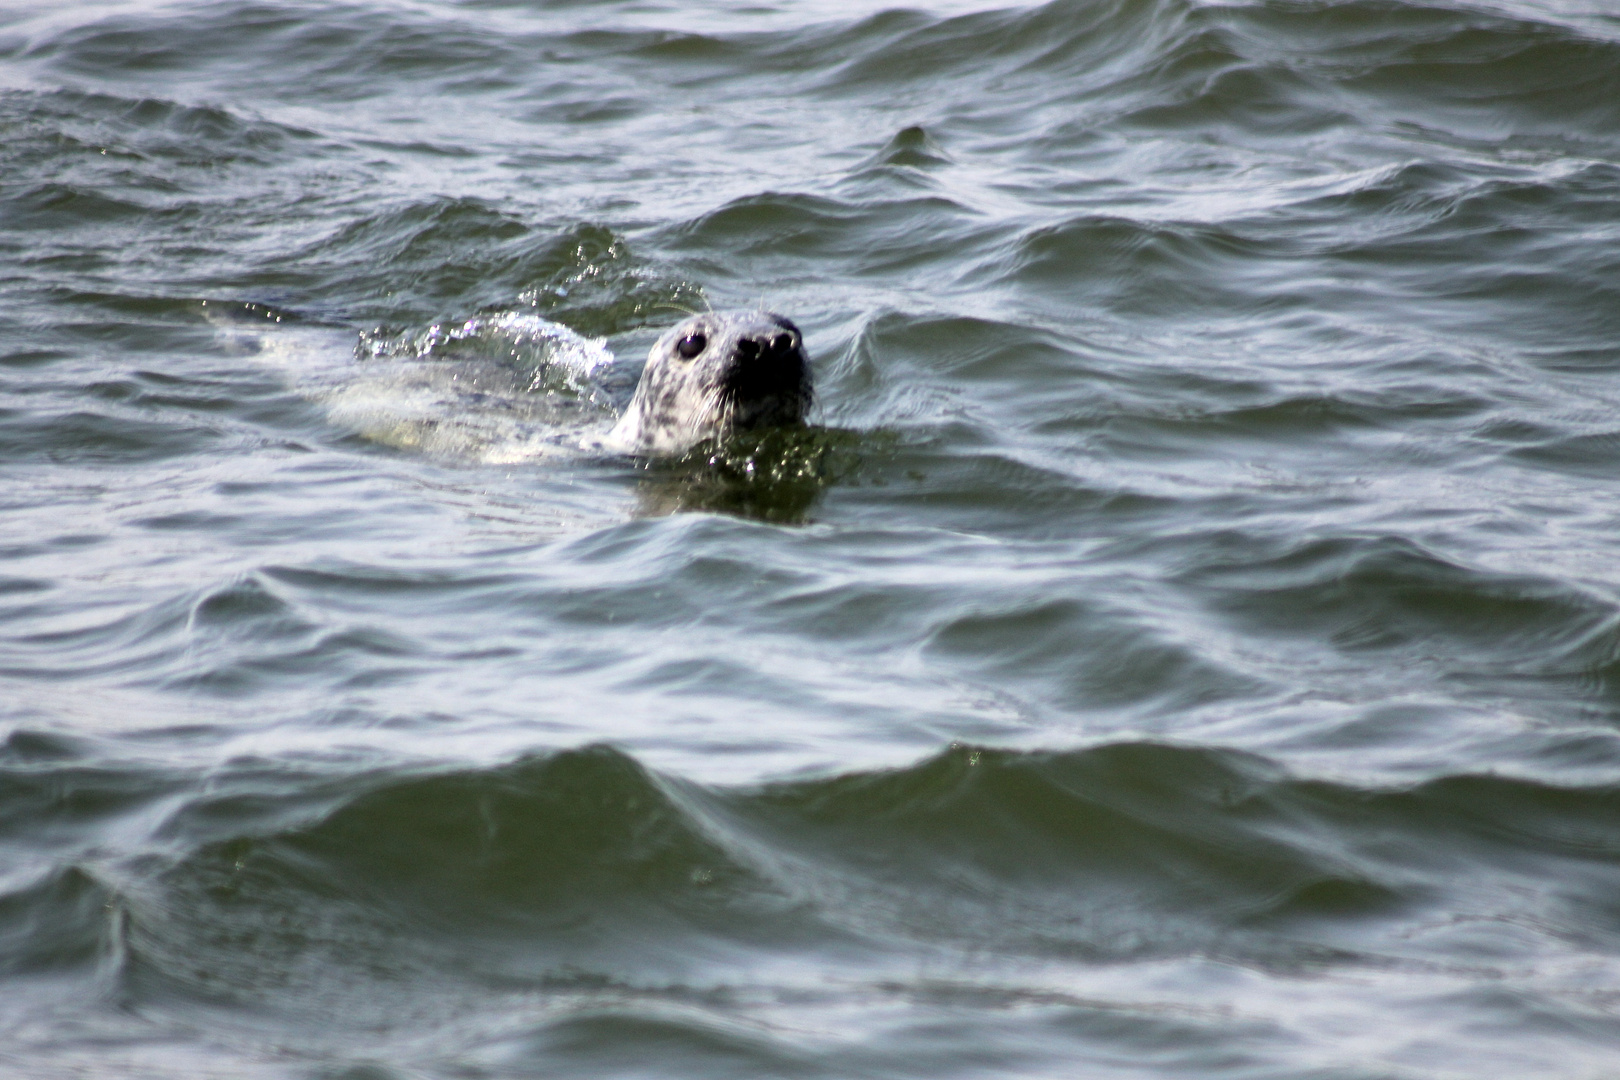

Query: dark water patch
[25,8,301,77]
[1185,534,1616,672]
[633,427,876,523]
[1,183,175,232]
[667,190,987,285]
[751,741,1620,959]
[25,314,232,361]
[0,409,221,465]
[293,197,537,323]
[1108,0,1620,143]
[0,348,73,369]
[150,760,375,853]
[303,18,530,89]
[1007,215,1269,317]
[812,0,1186,100]
[170,626,427,698]
[188,575,312,643]
[302,209,695,332]
[1124,42,1348,140]
[835,448,1172,541]
[0,88,330,172]
[111,741,1620,992]
[506,1007,820,1080]
[133,510,248,534]
[617,27,757,66]
[0,865,118,977]
[2,594,194,684]
[0,754,185,850]
[1101,391,1490,461]
[0,531,107,562]
[1324,4,1620,137]
[24,4,541,103]
[9,739,1620,1071]
[116,747,803,1016]
[1510,429,1620,478]
[247,746,756,932]
[851,312,1106,396]
[86,370,267,416]
[263,563,525,602]
[0,575,51,597]
[821,311,1149,460]
[924,594,1263,713]
[855,125,953,174]
[0,727,90,766]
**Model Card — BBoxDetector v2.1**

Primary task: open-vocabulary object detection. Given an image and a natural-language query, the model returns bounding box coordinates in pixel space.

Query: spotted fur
[606,311,813,455]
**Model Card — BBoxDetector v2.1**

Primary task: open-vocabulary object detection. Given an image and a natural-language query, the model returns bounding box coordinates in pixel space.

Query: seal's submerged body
[606,311,812,455]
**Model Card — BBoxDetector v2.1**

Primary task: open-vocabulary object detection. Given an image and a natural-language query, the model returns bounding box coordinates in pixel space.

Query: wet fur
[607,311,813,455]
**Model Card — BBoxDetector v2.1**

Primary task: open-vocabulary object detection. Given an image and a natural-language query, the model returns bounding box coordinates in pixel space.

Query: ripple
[8,0,1620,1073]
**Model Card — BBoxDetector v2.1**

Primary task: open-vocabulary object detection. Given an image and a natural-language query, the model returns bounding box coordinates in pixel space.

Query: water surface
[4,0,1620,1076]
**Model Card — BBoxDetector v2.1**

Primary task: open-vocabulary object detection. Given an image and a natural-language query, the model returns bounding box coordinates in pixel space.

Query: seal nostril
[770,332,794,355]
[736,337,762,360]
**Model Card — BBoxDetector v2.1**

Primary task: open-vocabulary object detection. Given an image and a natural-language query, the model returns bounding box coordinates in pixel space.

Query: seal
[605,311,812,455]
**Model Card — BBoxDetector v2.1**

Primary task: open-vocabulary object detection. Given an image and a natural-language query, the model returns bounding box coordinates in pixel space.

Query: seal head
[606,311,812,455]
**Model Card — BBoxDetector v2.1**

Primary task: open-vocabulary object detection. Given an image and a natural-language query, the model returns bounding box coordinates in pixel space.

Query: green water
[4,0,1620,1076]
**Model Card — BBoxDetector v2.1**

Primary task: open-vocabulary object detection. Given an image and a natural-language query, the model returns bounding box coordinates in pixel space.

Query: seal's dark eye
[676,333,706,359]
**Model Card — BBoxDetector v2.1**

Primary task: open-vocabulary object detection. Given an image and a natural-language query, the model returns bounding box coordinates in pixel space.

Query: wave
[11,4,536,99]
[2,740,1611,991]
[1184,533,1612,655]
[0,88,327,171]
[4,730,1619,1070]
[17,0,1620,146]
[0,88,697,333]
[288,206,701,330]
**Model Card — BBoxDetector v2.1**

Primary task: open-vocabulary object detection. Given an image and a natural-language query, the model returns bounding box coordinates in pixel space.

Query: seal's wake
[346,313,620,463]
[204,303,619,464]
[217,304,816,467]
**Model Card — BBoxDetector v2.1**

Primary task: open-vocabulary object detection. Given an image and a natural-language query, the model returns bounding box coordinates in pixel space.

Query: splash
[357,311,615,395]
[334,313,622,463]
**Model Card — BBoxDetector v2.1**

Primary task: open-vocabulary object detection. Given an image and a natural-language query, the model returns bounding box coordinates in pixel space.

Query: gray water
[4,0,1620,1076]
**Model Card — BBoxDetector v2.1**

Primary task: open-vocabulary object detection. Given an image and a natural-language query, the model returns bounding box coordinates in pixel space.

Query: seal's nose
[724,326,806,404]
[735,331,799,363]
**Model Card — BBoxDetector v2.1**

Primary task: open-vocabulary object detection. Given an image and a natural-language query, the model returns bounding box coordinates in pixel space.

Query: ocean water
[4,0,1620,1076]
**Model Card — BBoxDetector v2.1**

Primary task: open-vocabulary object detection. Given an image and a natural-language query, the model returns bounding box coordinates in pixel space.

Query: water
[4,0,1620,1075]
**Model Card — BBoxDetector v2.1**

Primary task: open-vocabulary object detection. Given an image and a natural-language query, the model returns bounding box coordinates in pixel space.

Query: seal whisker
[603,311,813,455]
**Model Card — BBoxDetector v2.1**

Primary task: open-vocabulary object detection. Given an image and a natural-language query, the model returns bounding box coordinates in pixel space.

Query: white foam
[223,309,623,464]
[360,311,614,386]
